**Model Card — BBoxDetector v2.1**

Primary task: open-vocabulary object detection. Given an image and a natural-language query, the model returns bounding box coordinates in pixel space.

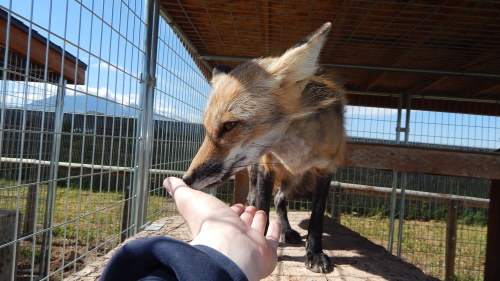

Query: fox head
[183,22,332,189]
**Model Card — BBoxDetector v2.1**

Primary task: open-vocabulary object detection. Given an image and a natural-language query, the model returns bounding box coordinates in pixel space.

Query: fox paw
[283,229,302,244]
[305,252,333,273]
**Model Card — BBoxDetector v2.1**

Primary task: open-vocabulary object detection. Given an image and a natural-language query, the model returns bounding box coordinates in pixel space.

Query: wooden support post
[0,210,21,281]
[484,180,500,281]
[233,169,249,205]
[445,200,458,281]
[330,183,342,223]
[23,184,37,235]
[121,186,131,243]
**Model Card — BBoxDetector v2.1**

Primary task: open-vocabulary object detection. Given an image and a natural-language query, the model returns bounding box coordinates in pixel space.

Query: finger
[266,220,281,249]
[239,206,257,226]
[163,177,190,196]
[250,210,267,234]
[230,204,245,215]
[163,177,228,237]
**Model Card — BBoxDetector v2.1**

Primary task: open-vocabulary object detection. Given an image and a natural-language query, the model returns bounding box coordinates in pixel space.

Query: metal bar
[131,0,160,235]
[0,5,13,280]
[445,200,459,281]
[160,9,212,73]
[396,93,412,257]
[40,79,66,278]
[198,54,500,79]
[346,90,500,104]
[388,92,403,253]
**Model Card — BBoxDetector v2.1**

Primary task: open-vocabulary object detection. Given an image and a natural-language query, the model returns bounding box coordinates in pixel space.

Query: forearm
[100,236,248,281]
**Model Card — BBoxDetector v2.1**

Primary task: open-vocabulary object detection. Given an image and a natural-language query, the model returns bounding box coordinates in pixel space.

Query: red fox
[183,22,346,273]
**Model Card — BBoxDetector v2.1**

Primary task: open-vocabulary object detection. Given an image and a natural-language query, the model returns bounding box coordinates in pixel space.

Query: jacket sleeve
[99,236,248,281]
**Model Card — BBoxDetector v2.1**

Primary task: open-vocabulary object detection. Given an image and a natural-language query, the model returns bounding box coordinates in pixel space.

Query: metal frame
[131,0,160,236]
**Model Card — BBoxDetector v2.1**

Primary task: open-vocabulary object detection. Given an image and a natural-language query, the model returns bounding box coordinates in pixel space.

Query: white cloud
[1,80,201,123]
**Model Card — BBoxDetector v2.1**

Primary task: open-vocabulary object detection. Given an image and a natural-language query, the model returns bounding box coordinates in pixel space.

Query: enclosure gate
[0,0,208,280]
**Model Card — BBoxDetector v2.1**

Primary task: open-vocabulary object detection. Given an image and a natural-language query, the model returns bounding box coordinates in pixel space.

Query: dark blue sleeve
[99,236,248,281]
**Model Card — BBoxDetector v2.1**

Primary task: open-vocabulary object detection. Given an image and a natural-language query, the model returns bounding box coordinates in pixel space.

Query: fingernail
[163,177,172,195]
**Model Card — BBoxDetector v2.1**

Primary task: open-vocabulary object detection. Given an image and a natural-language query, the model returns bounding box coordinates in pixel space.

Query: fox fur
[183,22,346,273]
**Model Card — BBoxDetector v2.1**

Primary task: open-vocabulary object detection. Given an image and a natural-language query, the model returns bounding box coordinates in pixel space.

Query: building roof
[160,0,500,116]
[0,9,87,84]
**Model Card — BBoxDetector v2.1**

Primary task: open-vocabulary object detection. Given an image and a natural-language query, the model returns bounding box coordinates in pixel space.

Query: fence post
[233,170,249,204]
[388,93,404,252]
[330,182,342,223]
[121,186,131,242]
[0,210,22,281]
[445,199,459,281]
[131,0,159,235]
[484,179,500,281]
[40,80,66,277]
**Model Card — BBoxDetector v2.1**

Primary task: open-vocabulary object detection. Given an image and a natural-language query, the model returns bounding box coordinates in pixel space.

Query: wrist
[191,234,260,281]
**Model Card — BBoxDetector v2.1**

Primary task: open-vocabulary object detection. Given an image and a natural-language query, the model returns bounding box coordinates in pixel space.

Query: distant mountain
[24,93,195,122]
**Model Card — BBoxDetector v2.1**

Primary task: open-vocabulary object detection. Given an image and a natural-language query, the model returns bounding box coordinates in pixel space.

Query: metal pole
[396,93,411,257]
[131,0,159,235]
[40,79,66,277]
[388,93,403,253]
[198,54,500,79]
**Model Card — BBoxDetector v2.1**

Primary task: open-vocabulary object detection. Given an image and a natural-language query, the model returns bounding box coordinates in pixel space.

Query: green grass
[1,182,487,280]
[342,214,487,280]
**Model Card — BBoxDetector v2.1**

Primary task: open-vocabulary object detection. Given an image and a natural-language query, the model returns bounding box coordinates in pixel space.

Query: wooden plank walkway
[66,212,438,281]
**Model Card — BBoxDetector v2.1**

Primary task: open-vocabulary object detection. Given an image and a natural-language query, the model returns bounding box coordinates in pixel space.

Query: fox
[182,22,346,273]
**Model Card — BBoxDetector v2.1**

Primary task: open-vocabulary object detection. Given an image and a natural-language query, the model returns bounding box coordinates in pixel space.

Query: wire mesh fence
[0,1,498,281]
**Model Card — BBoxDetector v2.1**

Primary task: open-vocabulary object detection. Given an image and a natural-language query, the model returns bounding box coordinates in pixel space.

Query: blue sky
[1,0,498,150]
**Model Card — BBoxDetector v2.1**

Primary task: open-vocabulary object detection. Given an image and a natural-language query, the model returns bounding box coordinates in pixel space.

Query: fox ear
[270,22,331,84]
[211,65,232,85]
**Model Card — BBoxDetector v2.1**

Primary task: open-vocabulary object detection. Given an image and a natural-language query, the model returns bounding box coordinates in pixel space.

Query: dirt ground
[65,212,439,281]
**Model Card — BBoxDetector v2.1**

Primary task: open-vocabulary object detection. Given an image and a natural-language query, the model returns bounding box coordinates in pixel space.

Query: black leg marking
[275,188,302,244]
[305,174,334,273]
[255,166,275,215]
[246,164,275,234]
[246,164,259,207]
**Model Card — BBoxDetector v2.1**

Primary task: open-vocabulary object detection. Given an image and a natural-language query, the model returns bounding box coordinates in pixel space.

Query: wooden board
[345,142,500,180]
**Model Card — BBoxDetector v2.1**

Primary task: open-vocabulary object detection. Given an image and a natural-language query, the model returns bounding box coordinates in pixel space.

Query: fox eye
[222,121,238,132]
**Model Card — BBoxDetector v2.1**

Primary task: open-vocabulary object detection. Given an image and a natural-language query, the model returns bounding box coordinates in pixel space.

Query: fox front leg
[274,186,302,244]
[305,174,334,273]
[246,163,274,224]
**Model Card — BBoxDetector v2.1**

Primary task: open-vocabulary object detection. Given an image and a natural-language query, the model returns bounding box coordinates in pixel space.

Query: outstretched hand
[163,177,281,281]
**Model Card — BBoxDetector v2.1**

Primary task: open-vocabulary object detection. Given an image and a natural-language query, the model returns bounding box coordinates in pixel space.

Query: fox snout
[182,160,226,189]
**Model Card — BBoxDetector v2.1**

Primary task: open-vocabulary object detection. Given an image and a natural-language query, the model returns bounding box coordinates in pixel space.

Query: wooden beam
[484,180,500,281]
[407,76,443,95]
[333,181,489,209]
[346,92,500,117]
[345,142,500,180]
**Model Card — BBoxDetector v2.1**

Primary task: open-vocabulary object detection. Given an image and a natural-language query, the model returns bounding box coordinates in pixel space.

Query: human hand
[164,177,281,281]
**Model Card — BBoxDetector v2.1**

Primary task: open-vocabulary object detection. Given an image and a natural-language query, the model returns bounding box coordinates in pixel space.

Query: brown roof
[160,0,500,116]
[0,9,87,84]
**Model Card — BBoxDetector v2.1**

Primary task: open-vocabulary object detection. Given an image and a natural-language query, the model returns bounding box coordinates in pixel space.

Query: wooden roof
[160,0,500,116]
[0,9,87,85]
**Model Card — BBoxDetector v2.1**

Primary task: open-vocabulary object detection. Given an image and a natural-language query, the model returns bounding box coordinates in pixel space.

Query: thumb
[266,220,281,249]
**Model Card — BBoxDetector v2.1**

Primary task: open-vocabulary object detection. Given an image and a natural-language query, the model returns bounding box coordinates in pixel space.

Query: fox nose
[182,173,194,186]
